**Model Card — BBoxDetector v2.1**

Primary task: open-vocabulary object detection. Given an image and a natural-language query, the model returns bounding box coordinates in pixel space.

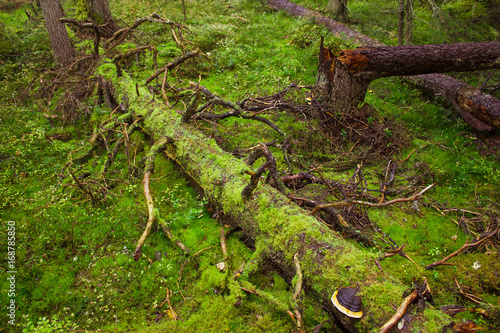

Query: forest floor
[0,0,499,332]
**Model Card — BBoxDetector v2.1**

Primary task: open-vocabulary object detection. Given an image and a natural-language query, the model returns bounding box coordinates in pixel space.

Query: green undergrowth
[1,0,500,331]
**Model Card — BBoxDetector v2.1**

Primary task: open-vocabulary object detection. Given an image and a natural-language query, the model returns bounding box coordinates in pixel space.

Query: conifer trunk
[39,0,75,65]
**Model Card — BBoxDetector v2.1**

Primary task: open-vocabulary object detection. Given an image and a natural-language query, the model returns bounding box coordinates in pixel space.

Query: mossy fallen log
[99,65,451,332]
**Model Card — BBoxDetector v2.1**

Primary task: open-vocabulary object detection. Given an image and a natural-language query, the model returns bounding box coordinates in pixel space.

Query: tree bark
[316,41,500,122]
[102,71,451,333]
[327,0,348,23]
[86,0,116,36]
[39,0,75,65]
[266,0,500,130]
[398,0,405,46]
[405,0,413,45]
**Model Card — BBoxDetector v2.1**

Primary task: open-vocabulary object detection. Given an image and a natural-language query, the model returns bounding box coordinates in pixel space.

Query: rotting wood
[104,73,452,332]
[266,0,500,131]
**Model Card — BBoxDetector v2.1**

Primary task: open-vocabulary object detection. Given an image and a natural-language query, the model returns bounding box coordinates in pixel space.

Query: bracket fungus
[331,287,363,318]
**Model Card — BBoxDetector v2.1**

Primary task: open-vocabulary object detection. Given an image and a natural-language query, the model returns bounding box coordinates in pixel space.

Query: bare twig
[425,227,499,269]
[145,49,200,85]
[134,138,168,261]
[311,183,436,215]
[220,228,227,259]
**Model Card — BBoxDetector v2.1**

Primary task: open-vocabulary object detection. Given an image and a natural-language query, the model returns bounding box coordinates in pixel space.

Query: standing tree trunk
[398,0,405,46]
[86,0,116,37]
[398,0,413,45]
[317,41,500,129]
[327,0,348,23]
[405,0,413,45]
[39,0,75,65]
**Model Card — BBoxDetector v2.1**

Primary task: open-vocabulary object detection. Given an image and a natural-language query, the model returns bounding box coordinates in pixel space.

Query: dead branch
[145,48,201,85]
[292,252,303,300]
[69,168,96,204]
[107,14,186,50]
[220,228,227,259]
[378,289,419,333]
[241,143,286,198]
[380,244,417,265]
[453,279,493,306]
[113,45,154,72]
[311,183,435,215]
[425,227,499,270]
[134,138,168,261]
[187,81,287,137]
[177,246,214,282]
[60,18,100,56]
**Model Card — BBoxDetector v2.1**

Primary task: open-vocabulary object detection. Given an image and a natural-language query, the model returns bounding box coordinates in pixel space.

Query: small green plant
[22,314,78,333]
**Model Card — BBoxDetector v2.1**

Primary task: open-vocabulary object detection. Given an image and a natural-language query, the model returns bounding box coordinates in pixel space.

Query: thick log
[337,42,500,79]
[101,68,451,332]
[266,0,500,131]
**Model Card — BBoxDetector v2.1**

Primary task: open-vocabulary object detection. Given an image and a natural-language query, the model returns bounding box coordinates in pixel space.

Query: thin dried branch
[107,14,187,49]
[145,48,200,85]
[425,227,499,269]
[134,138,169,261]
[311,183,436,215]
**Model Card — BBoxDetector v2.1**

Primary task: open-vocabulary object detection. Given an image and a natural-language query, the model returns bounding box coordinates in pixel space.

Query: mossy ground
[1,0,499,331]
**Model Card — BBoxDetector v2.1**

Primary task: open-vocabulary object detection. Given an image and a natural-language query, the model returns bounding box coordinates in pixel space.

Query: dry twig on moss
[311,183,436,215]
[378,289,419,333]
[425,227,499,270]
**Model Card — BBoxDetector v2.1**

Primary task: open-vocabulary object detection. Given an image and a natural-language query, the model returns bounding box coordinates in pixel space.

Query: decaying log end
[337,48,370,74]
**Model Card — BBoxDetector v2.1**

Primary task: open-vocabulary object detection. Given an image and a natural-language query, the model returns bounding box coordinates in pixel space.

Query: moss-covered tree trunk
[100,67,451,332]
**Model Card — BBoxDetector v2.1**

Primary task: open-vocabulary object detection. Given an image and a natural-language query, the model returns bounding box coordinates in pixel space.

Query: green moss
[411,308,452,333]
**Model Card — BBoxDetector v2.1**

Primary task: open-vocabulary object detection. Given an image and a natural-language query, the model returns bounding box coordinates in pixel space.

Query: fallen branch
[425,227,499,269]
[145,48,201,85]
[311,183,435,215]
[134,138,168,261]
[378,289,419,333]
[380,244,417,265]
[107,14,186,50]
